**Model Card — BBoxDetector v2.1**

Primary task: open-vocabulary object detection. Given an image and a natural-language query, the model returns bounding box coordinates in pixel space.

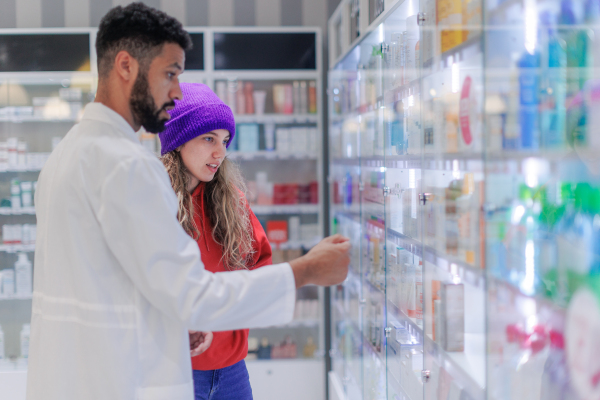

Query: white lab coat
[25,103,296,400]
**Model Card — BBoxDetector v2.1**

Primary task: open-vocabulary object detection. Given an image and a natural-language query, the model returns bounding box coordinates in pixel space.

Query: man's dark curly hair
[96,2,192,78]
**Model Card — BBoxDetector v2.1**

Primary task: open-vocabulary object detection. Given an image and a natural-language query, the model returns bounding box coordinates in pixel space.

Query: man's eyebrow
[169,62,183,71]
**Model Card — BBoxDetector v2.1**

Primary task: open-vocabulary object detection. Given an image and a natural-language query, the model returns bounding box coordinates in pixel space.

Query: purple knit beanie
[159,83,235,155]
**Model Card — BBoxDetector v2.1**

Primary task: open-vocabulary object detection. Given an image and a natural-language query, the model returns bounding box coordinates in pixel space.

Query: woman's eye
[204,137,213,142]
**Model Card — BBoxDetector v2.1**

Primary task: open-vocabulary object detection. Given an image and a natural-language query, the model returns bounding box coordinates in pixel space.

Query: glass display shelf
[0,208,36,216]
[233,114,319,124]
[329,0,600,397]
[227,151,318,161]
[250,204,320,215]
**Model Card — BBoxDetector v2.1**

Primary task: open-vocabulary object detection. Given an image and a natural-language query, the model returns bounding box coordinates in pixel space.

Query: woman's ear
[176,145,182,152]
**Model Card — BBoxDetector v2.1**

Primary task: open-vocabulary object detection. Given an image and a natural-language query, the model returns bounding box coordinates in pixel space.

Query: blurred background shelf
[250,204,320,215]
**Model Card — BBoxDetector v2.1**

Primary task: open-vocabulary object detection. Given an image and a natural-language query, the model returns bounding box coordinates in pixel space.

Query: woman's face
[179,128,230,188]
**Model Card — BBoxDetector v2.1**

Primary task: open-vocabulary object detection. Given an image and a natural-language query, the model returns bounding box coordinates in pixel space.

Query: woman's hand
[189,331,213,357]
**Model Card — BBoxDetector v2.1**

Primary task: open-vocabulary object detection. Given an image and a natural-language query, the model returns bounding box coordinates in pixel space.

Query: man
[25,3,350,400]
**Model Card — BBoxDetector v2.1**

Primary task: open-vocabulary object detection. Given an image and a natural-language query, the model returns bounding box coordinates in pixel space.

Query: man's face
[130,43,185,133]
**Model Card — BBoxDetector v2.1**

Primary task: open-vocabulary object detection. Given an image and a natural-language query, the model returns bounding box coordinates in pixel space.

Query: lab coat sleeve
[96,156,296,331]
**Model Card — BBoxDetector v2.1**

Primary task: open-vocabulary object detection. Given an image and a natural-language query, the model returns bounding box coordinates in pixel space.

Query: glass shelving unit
[328,0,600,398]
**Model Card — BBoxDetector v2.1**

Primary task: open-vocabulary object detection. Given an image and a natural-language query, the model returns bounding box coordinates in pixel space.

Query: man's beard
[129,71,174,133]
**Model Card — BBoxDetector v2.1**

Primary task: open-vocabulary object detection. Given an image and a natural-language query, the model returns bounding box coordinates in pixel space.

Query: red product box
[267,220,288,245]
[333,181,341,204]
[274,183,299,204]
[309,181,319,204]
[298,184,311,204]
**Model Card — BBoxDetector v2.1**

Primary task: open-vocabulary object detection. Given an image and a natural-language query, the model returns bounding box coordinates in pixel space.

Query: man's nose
[172,82,183,101]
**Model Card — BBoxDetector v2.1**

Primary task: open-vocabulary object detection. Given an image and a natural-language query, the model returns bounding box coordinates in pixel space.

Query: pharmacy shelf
[382,77,421,105]
[386,284,486,397]
[250,204,320,215]
[387,153,484,172]
[233,114,319,124]
[381,227,487,398]
[424,333,486,399]
[484,149,588,174]
[212,71,321,81]
[364,149,589,174]
[0,359,28,372]
[0,207,35,216]
[387,297,423,336]
[0,295,32,301]
[363,329,386,370]
[228,151,317,161]
[0,115,79,123]
[345,361,364,400]
[269,319,321,329]
[387,228,486,288]
[386,365,414,400]
[423,35,483,71]
[0,165,44,173]
[0,244,35,253]
[335,153,485,173]
[332,207,361,222]
[490,273,568,315]
[271,239,320,250]
[331,157,360,167]
[327,114,346,125]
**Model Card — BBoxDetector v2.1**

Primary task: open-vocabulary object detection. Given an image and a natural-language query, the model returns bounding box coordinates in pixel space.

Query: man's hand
[189,331,213,357]
[290,234,350,288]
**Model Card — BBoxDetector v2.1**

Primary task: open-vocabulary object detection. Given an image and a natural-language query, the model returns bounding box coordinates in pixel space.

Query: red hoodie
[190,183,272,371]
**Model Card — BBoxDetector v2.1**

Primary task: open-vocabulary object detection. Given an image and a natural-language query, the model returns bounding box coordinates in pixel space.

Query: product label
[459,76,473,145]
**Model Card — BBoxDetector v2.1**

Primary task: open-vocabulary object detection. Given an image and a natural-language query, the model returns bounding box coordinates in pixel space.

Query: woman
[159,83,272,400]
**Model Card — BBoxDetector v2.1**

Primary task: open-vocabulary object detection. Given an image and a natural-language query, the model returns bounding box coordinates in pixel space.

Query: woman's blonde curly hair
[161,150,256,270]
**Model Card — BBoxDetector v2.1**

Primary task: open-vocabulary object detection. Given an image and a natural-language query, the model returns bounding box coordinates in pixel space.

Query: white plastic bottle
[21,324,30,359]
[10,179,21,210]
[2,269,15,298]
[15,253,32,297]
[0,325,5,360]
[20,181,32,208]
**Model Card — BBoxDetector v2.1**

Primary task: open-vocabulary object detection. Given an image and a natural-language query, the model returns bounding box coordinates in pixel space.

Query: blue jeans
[192,360,253,400]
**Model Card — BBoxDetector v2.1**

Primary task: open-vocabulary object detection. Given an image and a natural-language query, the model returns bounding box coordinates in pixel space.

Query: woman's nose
[214,146,226,159]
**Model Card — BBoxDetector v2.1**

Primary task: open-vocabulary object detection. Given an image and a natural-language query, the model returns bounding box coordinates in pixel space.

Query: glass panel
[418,0,487,395]
[378,1,427,399]
[185,33,205,70]
[330,64,364,399]
[357,26,388,400]
[484,0,600,398]
[213,33,316,70]
[0,34,90,72]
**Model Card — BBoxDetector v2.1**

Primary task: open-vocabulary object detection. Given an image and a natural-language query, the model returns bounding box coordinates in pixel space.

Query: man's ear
[113,51,139,83]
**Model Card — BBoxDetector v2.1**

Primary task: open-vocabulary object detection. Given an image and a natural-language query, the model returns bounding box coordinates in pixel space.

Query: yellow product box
[444,0,463,52]
[437,0,448,54]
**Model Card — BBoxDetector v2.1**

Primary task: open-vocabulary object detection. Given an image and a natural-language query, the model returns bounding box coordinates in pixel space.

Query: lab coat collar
[82,102,140,143]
